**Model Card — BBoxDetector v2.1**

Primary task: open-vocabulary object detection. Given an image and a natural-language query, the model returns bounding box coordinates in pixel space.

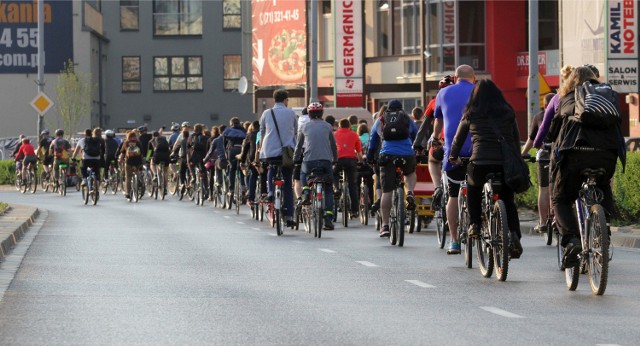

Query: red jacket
[334,128,362,159]
[16,143,36,160]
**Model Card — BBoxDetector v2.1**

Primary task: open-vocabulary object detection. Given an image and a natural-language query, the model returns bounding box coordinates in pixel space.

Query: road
[0,189,639,345]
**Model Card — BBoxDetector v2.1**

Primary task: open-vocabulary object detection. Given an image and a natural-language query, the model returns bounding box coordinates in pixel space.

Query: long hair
[211,126,220,138]
[558,66,596,97]
[463,79,514,120]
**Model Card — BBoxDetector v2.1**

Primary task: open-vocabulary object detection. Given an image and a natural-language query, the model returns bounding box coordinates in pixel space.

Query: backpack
[380,110,410,140]
[191,134,207,153]
[83,137,101,157]
[105,138,119,157]
[574,81,620,129]
[54,139,69,159]
[155,137,169,152]
[125,141,141,158]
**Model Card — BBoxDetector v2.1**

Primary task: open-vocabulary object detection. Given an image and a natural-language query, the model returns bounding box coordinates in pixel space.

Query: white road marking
[356,261,379,267]
[213,210,220,213]
[405,280,435,288]
[293,240,305,244]
[237,221,245,225]
[268,233,278,237]
[223,215,230,219]
[252,228,261,231]
[319,248,336,253]
[480,306,525,319]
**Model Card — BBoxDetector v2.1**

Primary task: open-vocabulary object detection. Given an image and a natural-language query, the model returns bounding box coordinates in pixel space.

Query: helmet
[307,102,323,112]
[583,64,600,78]
[438,75,455,89]
[387,99,402,110]
[22,137,30,143]
[105,129,115,137]
[40,129,49,136]
[171,123,180,131]
[181,121,191,128]
[137,126,147,132]
[55,129,64,136]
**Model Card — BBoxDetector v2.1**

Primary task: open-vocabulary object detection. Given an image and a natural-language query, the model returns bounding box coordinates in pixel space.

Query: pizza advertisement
[252,0,307,86]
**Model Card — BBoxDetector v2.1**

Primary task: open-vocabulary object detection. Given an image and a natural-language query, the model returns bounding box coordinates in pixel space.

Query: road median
[0,204,39,261]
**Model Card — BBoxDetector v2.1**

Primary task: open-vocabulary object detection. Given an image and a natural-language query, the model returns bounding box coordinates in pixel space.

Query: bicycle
[302,167,327,238]
[152,164,167,200]
[434,172,449,249]
[234,166,243,215]
[563,168,611,295]
[265,161,285,236]
[178,166,194,202]
[168,160,180,196]
[102,160,120,195]
[193,165,206,206]
[81,165,100,205]
[359,174,370,226]
[55,163,69,196]
[253,164,265,222]
[476,172,510,282]
[130,167,145,203]
[40,164,52,192]
[143,164,154,198]
[19,162,37,194]
[389,158,406,247]
[14,163,23,192]
[457,158,472,268]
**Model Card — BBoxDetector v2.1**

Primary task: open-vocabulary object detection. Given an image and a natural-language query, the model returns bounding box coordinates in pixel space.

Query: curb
[0,205,40,261]
[521,220,640,249]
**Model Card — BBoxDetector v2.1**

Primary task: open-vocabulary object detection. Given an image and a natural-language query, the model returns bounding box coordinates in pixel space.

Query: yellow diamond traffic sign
[30,92,54,116]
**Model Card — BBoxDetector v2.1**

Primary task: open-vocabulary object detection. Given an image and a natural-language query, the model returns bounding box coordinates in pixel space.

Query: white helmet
[105,129,115,137]
[181,121,191,128]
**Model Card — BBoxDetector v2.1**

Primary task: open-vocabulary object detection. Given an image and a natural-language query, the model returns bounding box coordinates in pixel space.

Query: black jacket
[450,108,520,165]
[239,130,259,165]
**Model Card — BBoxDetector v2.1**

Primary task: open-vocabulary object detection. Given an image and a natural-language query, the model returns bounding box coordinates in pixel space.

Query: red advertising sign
[334,0,363,107]
[252,0,307,86]
[516,51,547,77]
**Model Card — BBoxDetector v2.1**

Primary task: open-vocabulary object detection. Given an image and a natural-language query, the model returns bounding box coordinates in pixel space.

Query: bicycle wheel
[259,201,264,222]
[303,206,311,233]
[435,208,447,249]
[492,200,510,281]
[587,204,609,295]
[556,229,563,271]
[359,185,369,226]
[40,171,48,192]
[160,172,167,201]
[316,205,323,238]
[397,187,405,247]
[169,171,178,196]
[61,172,67,196]
[390,192,398,246]
[235,177,241,215]
[276,209,283,236]
[82,184,89,205]
[342,180,349,228]
[565,259,580,291]
[460,197,472,268]
[146,171,154,197]
[194,175,202,206]
[20,173,27,194]
[545,215,554,246]
[92,178,99,205]
[477,209,494,278]
[111,171,119,195]
[29,170,37,194]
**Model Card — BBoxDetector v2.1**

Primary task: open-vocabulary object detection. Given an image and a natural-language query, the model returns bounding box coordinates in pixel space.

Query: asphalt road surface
[0,189,639,345]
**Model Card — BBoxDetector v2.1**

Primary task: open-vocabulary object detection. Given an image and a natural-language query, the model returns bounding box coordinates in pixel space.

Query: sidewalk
[0,204,40,261]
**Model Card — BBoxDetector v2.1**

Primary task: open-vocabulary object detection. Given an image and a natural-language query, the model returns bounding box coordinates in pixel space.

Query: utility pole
[527,0,539,132]
[309,0,318,103]
[37,0,45,136]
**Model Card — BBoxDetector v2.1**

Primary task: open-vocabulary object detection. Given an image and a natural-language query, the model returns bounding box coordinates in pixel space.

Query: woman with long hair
[449,79,523,259]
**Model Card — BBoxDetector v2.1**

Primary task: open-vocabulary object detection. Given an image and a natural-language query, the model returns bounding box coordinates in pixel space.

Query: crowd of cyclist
[11,63,625,273]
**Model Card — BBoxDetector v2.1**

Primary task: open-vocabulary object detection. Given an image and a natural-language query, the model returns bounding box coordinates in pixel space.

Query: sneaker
[286,219,297,228]
[562,237,582,268]
[510,232,523,259]
[406,192,416,211]
[125,193,131,200]
[379,224,390,237]
[447,241,461,255]
[534,224,548,234]
[468,224,481,239]
[432,186,443,208]
[351,210,359,219]
[371,198,381,213]
[324,216,335,230]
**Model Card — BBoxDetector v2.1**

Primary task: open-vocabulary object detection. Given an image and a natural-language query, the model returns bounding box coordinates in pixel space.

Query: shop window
[122,56,141,92]
[223,0,241,30]
[223,55,241,91]
[120,0,139,30]
[526,0,559,50]
[154,56,203,92]
[153,0,203,36]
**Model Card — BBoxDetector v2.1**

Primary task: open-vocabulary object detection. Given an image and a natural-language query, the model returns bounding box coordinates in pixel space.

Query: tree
[55,60,92,139]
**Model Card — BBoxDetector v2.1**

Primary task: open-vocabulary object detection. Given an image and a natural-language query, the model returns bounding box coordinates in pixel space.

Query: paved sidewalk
[0,204,40,261]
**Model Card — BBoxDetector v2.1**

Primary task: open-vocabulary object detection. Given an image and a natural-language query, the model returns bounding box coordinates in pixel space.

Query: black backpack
[575,81,620,129]
[191,134,207,153]
[380,110,410,140]
[84,137,101,157]
[155,136,170,152]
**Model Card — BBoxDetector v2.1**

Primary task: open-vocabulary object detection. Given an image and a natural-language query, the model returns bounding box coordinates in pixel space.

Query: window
[526,0,559,50]
[120,0,139,30]
[393,0,420,55]
[376,1,391,56]
[122,56,141,92]
[153,0,203,36]
[154,56,203,92]
[223,0,241,30]
[223,55,241,91]
[427,0,486,73]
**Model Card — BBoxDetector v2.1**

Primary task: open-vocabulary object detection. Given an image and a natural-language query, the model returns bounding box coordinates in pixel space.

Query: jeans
[247,165,259,202]
[301,160,334,217]
[266,158,294,218]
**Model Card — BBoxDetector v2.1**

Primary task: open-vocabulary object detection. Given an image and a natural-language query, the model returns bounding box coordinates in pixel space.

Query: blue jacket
[366,116,417,161]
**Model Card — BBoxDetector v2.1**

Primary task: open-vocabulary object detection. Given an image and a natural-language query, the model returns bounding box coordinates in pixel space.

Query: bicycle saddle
[310,167,327,175]
[581,168,606,178]
[393,158,406,167]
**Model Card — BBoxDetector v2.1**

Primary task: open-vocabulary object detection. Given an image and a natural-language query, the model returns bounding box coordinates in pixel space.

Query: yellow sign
[30,92,54,115]
[539,72,552,109]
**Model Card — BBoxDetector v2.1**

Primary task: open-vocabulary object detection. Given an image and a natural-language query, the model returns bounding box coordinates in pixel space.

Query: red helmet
[307,102,323,112]
[438,75,455,89]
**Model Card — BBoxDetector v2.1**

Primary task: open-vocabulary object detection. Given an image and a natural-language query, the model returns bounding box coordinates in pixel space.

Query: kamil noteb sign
[0,0,73,74]
[607,0,639,93]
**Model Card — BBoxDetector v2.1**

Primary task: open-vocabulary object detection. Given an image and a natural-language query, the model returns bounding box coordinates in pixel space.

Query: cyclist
[187,124,209,199]
[413,75,455,209]
[120,130,144,200]
[37,129,53,179]
[71,129,102,188]
[223,117,248,202]
[137,126,152,160]
[521,92,556,233]
[238,121,260,206]
[168,123,181,148]
[148,130,171,191]
[348,115,359,132]
[449,79,524,259]
[294,107,310,205]
[548,66,625,267]
[334,118,363,218]
[357,123,374,208]
[49,129,71,185]
[15,137,37,183]
[259,89,297,227]
[431,66,475,254]
[370,104,387,214]
[10,134,25,160]
[295,102,338,230]
[171,128,190,191]
[204,126,227,196]
[367,99,418,237]
[325,115,337,131]
[103,130,119,183]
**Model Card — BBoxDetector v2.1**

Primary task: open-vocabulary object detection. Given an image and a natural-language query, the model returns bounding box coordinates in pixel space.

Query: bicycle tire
[92,178,99,205]
[316,206,323,238]
[20,174,27,194]
[408,210,415,234]
[276,209,283,236]
[61,172,67,196]
[436,211,447,249]
[397,187,405,247]
[360,185,369,226]
[160,171,166,200]
[587,204,609,295]
[30,170,37,194]
[82,184,89,205]
[565,261,580,291]
[235,178,241,215]
[556,229,563,271]
[40,171,49,192]
[168,171,178,196]
[545,215,553,246]
[390,190,398,246]
[416,216,422,233]
[477,217,494,278]
[342,179,349,228]
[111,171,119,195]
[259,202,264,222]
[303,206,311,233]
[131,175,138,202]
[464,231,473,269]
[493,200,510,281]
[459,196,472,268]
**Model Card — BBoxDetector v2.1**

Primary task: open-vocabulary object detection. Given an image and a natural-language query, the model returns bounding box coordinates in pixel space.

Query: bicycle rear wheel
[61,172,67,196]
[92,178,99,205]
[390,192,398,246]
[436,209,447,249]
[131,176,139,202]
[235,177,241,215]
[460,196,472,268]
[316,206,323,238]
[276,209,283,236]
[477,216,494,278]
[82,184,89,205]
[556,229,563,271]
[397,188,405,247]
[342,180,349,228]
[545,215,554,246]
[360,185,369,226]
[40,171,49,192]
[565,261,580,291]
[29,170,37,194]
[493,200,510,282]
[587,204,609,295]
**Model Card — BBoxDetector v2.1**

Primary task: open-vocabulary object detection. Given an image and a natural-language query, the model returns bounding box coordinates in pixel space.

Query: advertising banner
[334,0,362,107]
[561,0,606,75]
[607,0,638,93]
[0,0,73,74]
[251,0,306,86]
